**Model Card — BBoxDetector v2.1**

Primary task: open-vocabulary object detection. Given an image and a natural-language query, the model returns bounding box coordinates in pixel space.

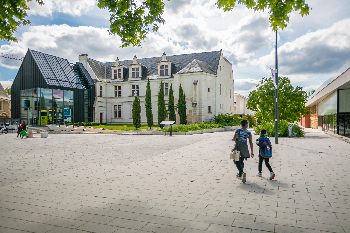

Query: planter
[216,128,224,132]
[231,126,240,131]
[203,128,214,133]
[152,131,165,135]
[186,131,193,135]
[173,132,187,135]
[224,126,231,131]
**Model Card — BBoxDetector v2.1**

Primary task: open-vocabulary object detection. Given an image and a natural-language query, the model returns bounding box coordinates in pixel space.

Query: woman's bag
[230,149,241,161]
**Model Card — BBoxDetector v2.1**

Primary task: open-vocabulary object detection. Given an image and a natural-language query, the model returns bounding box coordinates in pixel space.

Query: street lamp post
[275,30,279,144]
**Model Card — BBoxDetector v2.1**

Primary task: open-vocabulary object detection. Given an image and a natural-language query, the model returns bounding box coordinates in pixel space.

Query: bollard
[288,125,294,138]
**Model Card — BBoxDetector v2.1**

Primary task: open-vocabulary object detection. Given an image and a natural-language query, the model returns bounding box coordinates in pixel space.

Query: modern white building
[301,59,350,138]
[234,93,254,117]
[78,51,235,124]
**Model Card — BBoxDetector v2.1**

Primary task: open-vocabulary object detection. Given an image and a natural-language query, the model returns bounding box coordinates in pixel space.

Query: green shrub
[254,120,304,137]
[245,115,257,127]
[214,113,241,126]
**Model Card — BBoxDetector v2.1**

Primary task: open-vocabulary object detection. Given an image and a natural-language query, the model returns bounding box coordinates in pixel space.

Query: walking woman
[233,119,254,183]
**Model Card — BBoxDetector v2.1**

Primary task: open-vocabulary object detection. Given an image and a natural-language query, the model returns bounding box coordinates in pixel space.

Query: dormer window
[112,58,124,81]
[160,65,168,76]
[157,52,172,78]
[113,68,122,79]
[129,55,142,80]
[132,67,140,78]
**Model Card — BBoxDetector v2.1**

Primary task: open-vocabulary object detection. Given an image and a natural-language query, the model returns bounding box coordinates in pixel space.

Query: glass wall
[339,89,350,112]
[322,114,337,134]
[318,91,337,116]
[20,88,74,125]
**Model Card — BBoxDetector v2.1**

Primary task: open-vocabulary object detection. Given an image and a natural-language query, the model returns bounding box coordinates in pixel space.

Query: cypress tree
[145,78,153,128]
[178,84,187,125]
[132,96,141,129]
[181,92,187,124]
[168,83,176,122]
[158,80,166,128]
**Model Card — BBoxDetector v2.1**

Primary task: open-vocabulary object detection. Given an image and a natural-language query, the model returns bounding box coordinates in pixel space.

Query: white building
[234,93,255,117]
[78,51,234,124]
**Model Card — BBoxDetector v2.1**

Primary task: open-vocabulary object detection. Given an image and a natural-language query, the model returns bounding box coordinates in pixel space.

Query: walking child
[256,129,275,180]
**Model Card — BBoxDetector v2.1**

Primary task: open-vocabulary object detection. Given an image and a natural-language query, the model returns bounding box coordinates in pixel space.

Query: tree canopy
[247,77,311,123]
[1,0,310,46]
[0,0,43,41]
[217,0,310,31]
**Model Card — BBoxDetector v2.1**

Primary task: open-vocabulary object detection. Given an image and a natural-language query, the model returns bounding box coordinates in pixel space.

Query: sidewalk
[0,128,349,233]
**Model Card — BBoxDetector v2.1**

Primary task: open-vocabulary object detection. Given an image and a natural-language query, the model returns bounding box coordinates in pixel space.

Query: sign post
[160,121,175,136]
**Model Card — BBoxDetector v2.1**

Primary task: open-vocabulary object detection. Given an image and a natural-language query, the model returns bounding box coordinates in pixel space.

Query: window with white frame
[114,105,122,118]
[163,83,169,95]
[132,67,140,78]
[160,65,169,76]
[113,68,122,79]
[99,86,102,97]
[132,85,139,96]
[115,86,121,97]
[208,106,212,113]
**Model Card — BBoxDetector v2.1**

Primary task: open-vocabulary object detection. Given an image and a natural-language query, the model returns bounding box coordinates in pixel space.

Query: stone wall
[310,104,318,129]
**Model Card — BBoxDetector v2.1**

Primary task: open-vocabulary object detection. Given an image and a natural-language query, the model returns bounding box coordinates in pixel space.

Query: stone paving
[0,128,349,233]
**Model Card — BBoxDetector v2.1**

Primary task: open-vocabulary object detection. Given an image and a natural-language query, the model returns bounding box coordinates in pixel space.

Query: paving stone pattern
[0,129,349,233]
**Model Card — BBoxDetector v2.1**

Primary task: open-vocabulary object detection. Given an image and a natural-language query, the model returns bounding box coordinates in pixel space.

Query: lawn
[89,124,160,131]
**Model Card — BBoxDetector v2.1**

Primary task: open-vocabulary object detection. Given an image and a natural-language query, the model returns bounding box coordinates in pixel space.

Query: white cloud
[0,24,186,69]
[252,18,350,77]
[27,0,96,17]
[0,80,14,89]
[234,78,260,97]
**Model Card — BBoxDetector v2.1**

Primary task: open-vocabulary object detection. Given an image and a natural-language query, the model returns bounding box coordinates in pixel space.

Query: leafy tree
[4,87,11,94]
[217,0,310,31]
[168,83,176,122]
[247,77,311,123]
[178,84,187,125]
[97,0,165,47]
[145,78,153,128]
[132,95,141,129]
[0,0,43,41]
[2,1,310,46]
[157,80,166,128]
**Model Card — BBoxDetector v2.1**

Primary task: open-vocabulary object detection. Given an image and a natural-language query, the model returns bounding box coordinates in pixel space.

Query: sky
[1,0,350,97]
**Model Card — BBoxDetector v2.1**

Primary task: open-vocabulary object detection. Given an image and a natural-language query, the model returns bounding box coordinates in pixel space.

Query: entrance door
[345,114,350,137]
[100,113,103,124]
[338,114,345,136]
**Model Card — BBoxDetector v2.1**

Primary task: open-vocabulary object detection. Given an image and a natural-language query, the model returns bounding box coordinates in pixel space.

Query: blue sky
[1,0,350,97]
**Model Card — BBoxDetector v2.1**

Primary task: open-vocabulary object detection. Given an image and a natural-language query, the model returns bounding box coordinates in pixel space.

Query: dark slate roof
[29,49,83,89]
[178,59,215,74]
[87,51,221,82]
[75,62,95,86]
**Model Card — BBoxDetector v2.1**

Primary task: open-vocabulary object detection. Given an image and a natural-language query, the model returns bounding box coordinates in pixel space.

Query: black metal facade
[11,49,95,124]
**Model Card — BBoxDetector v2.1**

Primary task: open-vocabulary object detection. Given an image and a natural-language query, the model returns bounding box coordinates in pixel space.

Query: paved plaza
[0,129,349,233]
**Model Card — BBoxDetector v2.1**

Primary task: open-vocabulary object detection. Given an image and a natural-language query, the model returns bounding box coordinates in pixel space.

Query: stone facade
[0,83,11,119]
[234,93,255,116]
[79,51,234,124]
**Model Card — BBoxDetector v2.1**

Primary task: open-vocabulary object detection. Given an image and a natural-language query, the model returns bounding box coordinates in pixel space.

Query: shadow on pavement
[238,182,275,195]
